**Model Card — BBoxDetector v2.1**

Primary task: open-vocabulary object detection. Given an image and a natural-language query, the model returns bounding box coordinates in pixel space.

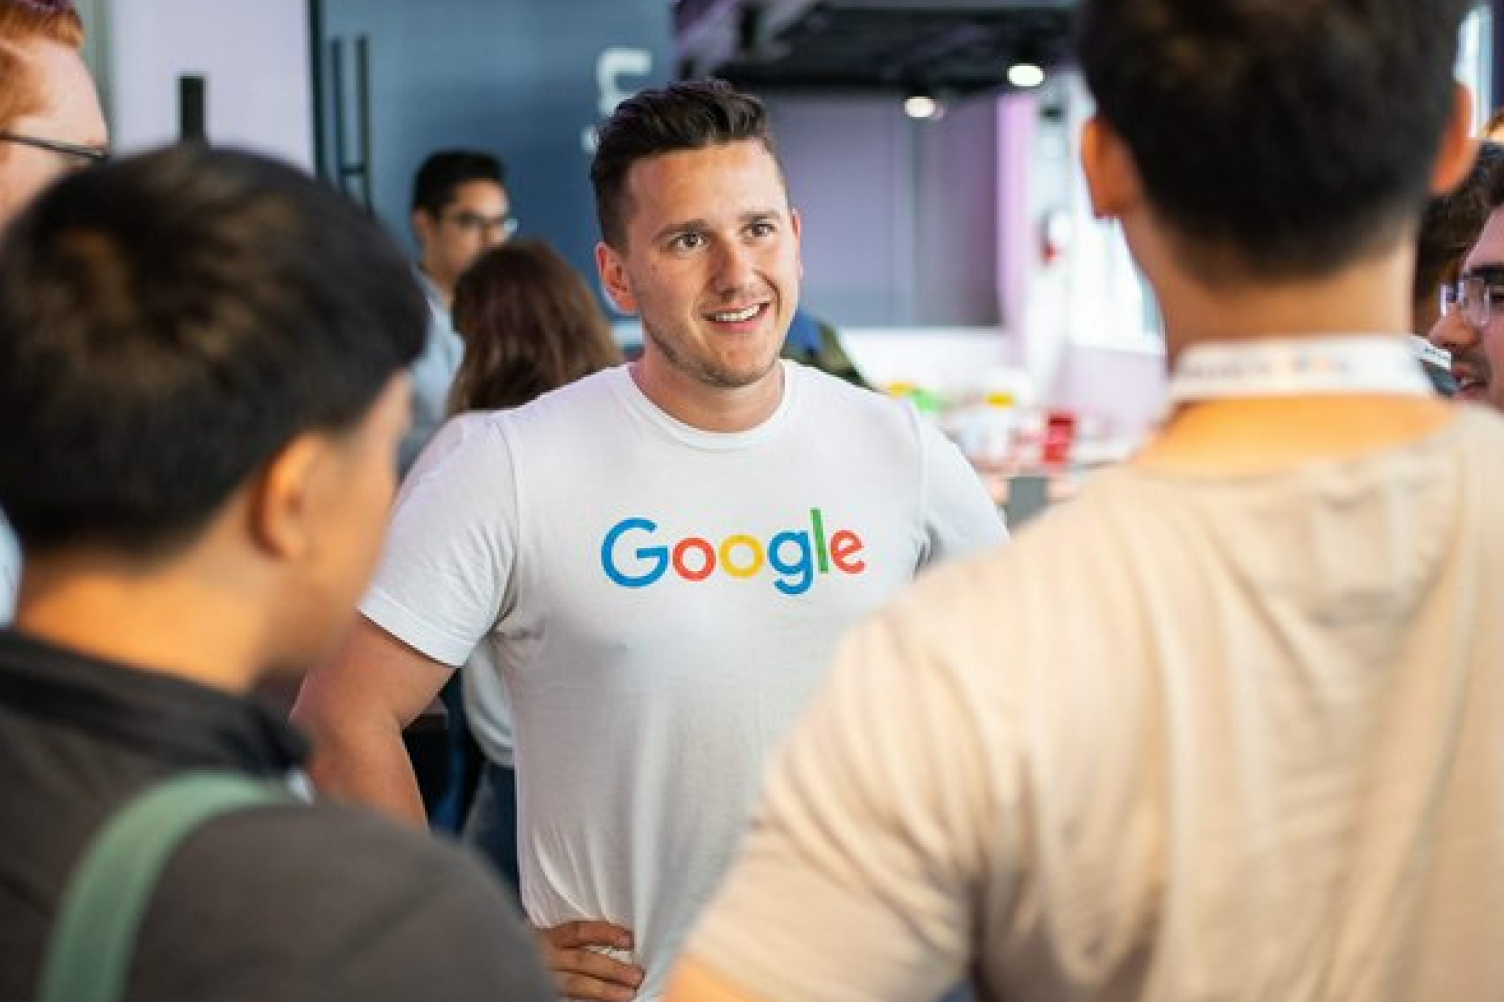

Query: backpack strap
[36,771,292,1002]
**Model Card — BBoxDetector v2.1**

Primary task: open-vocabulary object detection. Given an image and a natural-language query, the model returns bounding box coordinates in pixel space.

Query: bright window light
[1008,62,1046,89]
[903,94,940,119]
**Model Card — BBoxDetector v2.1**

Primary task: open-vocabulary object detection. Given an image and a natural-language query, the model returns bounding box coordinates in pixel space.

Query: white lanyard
[1167,336,1434,405]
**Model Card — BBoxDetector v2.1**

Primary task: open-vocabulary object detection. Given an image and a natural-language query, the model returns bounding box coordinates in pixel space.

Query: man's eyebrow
[1462,263,1504,283]
[650,218,707,243]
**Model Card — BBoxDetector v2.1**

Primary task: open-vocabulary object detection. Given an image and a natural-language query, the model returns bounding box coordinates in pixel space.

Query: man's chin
[1458,383,1492,404]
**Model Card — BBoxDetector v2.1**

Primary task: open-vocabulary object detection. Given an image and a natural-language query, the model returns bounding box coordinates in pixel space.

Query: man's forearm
[298,714,429,828]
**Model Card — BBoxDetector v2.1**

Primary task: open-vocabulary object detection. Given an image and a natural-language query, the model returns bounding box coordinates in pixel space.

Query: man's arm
[291,615,453,827]
[293,618,647,999]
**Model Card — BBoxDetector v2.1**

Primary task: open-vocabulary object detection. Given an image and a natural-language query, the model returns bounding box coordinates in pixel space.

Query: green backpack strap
[36,771,292,1002]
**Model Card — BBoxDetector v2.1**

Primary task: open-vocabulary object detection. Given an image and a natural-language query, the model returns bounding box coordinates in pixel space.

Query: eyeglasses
[0,131,108,166]
[442,209,518,240]
[1440,272,1504,331]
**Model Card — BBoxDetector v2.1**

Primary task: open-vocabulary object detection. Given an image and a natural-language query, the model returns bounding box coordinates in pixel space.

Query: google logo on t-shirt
[601,508,866,596]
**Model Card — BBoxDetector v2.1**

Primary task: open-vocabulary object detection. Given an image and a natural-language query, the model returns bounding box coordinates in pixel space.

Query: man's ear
[247,434,327,561]
[411,209,436,251]
[1080,115,1141,221]
[595,241,638,315]
[1431,81,1477,197]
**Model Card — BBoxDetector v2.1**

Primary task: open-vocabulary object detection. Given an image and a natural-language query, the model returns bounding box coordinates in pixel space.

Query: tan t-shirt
[690,406,1504,1002]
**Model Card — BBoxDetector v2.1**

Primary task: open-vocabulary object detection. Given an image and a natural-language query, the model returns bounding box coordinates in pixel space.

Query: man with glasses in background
[1432,151,1504,410]
[405,149,515,474]
[402,149,517,838]
[0,0,108,625]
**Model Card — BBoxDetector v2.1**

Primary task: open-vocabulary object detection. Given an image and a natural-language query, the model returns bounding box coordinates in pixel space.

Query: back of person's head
[449,238,621,413]
[1077,0,1472,282]
[1415,140,1504,325]
[0,143,425,557]
[590,78,780,248]
[0,0,82,135]
[410,149,505,218]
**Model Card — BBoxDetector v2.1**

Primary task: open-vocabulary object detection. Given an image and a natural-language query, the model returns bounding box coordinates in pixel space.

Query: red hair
[0,1,85,134]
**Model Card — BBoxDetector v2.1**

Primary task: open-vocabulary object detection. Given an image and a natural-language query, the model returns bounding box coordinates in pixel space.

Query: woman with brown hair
[436,238,621,894]
[448,238,622,414]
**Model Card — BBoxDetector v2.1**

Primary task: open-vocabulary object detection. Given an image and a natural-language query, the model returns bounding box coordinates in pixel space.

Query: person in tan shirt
[667,1,1504,1000]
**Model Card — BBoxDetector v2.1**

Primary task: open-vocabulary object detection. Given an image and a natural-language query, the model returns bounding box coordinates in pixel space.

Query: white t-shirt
[691,405,1504,1002]
[0,512,17,625]
[363,362,1006,1000]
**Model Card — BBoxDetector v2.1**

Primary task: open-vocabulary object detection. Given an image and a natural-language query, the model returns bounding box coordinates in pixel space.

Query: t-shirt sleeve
[360,414,519,666]
[686,599,1019,1002]
[916,414,1009,563]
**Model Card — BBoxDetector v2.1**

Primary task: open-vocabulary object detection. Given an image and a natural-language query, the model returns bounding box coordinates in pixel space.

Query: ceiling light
[903,94,940,120]
[1007,62,1046,89]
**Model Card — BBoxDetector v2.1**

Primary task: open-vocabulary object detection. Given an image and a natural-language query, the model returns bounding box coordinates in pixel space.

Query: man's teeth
[710,305,760,322]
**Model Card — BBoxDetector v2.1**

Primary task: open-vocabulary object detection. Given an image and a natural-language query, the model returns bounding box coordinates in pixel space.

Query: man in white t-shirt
[668,3,1504,1002]
[292,79,1006,1002]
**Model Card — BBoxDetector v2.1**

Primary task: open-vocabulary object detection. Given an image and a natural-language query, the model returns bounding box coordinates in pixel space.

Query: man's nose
[713,241,757,291]
[1429,309,1478,351]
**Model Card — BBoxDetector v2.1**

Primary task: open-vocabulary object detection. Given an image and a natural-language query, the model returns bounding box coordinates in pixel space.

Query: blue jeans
[463,758,521,901]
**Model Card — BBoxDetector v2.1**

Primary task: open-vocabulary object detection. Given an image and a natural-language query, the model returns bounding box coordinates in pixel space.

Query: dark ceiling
[674,1,1080,98]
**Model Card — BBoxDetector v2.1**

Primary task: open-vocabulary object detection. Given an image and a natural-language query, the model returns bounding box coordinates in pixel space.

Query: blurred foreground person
[671,1,1504,1000]
[0,144,551,1002]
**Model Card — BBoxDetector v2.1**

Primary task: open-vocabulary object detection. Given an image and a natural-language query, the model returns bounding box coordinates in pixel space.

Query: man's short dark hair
[1486,143,1504,212]
[0,143,425,556]
[410,149,506,217]
[1077,0,1472,282]
[1415,141,1504,308]
[589,78,781,248]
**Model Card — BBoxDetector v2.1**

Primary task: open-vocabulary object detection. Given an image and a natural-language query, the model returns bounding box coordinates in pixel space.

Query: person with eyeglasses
[404,149,516,476]
[1413,141,1504,396]
[0,0,106,225]
[399,149,518,843]
[1431,145,1504,410]
[0,0,108,629]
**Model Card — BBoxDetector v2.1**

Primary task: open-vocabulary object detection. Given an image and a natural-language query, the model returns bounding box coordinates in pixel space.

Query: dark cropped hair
[1415,141,1504,309]
[1077,0,1472,282]
[1486,145,1504,212]
[410,149,506,217]
[590,78,781,248]
[0,143,426,556]
[449,239,621,414]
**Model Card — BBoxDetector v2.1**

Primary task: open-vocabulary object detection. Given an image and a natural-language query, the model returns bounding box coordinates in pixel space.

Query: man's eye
[1486,286,1504,305]
[748,221,775,238]
[671,233,704,251]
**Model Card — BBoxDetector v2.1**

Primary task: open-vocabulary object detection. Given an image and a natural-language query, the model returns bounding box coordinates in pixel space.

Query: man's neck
[15,552,268,695]
[1137,247,1453,473]
[416,260,455,312]
[628,357,785,434]
[1158,249,1415,366]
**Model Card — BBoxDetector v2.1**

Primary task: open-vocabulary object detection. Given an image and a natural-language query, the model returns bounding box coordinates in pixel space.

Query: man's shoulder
[502,366,629,429]
[787,360,919,430]
[129,800,552,1001]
